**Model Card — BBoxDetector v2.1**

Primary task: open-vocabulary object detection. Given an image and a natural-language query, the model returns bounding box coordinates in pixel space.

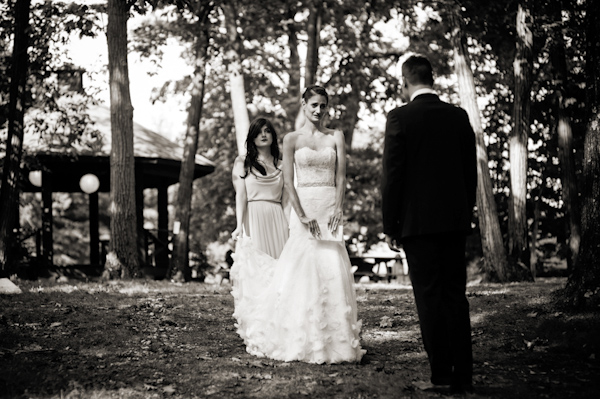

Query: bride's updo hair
[302,85,329,105]
[242,117,281,178]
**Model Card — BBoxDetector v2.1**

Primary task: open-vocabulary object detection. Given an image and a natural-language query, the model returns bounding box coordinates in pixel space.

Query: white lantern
[28,171,42,187]
[79,173,100,194]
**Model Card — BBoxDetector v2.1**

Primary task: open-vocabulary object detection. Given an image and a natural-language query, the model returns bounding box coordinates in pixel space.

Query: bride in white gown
[230,86,366,364]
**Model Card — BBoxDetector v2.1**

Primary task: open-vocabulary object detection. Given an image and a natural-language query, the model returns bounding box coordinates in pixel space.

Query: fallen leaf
[379,316,394,328]
[162,385,176,394]
[249,360,265,368]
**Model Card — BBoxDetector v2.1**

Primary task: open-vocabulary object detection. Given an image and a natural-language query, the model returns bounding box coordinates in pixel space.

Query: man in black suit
[381,55,477,394]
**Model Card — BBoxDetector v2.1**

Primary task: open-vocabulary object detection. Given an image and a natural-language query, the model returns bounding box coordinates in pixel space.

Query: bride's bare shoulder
[323,127,344,137]
[283,131,301,147]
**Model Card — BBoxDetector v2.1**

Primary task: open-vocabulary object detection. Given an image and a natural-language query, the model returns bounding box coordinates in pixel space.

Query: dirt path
[0,278,598,398]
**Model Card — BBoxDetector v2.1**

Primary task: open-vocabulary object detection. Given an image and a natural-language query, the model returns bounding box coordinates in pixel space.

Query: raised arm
[279,159,292,224]
[282,133,320,237]
[329,130,346,232]
[231,156,247,240]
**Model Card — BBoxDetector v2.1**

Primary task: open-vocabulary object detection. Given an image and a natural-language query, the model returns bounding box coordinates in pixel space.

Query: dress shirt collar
[410,88,437,102]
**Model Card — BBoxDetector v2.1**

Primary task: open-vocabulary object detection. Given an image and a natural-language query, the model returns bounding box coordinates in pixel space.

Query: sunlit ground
[1,276,598,399]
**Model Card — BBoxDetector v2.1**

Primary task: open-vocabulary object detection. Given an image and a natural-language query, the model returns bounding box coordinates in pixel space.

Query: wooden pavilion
[19,104,215,272]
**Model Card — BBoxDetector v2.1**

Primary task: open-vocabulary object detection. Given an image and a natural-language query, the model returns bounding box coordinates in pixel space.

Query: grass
[0,277,598,398]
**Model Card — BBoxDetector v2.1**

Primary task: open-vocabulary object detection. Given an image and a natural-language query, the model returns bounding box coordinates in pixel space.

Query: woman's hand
[300,215,321,238]
[231,226,243,241]
[328,209,343,233]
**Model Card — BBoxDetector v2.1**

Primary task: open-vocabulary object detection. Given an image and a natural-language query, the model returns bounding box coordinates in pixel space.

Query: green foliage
[0,0,104,154]
[3,0,588,273]
[127,0,587,261]
[345,146,384,250]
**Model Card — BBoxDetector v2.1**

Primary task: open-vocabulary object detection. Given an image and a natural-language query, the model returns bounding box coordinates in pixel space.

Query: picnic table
[349,252,409,284]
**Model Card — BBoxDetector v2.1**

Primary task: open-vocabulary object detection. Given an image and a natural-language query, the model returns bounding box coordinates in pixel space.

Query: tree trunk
[305,0,322,87]
[341,90,360,152]
[169,35,208,283]
[222,0,249,156]
[0,0,30,274]
[530,190,540,280]
[281,8,302,132]
[563,0,600,308]
[295,0,322,130]
[329,82,361,153]
[508,2,533,272]
[449,10,509,282]
[551,0,581,271]
[105,0,140,279]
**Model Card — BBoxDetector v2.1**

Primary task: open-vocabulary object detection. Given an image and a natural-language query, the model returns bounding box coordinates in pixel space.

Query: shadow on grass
[0,278,598,398]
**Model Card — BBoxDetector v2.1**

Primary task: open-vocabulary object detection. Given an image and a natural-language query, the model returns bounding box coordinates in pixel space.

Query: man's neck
[409,86,436,102]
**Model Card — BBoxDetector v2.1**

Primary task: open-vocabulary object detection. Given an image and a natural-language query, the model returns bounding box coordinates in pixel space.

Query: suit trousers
[402,232,473,387]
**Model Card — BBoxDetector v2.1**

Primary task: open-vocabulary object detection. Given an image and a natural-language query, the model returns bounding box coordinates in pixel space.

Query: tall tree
[448,7,510,282]
[221,0,250,156]
[105,0,140,278]
[294,0,323,130]
[170,27,210,282]
[563,0,600,308]
[508,0,534,274]
[280,5,302,132]
[0,0,30,274]
[304,0,322,88]
[323,0,402,152]
[549,0,581,270]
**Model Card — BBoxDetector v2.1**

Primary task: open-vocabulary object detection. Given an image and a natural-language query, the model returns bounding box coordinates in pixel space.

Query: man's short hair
[402,55,434,86]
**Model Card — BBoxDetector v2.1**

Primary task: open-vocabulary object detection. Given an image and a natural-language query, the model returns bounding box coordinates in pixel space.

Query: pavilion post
[157,183,169,268]
[135,167,146,266]
[41,170,53,268]
[89,191,99,267]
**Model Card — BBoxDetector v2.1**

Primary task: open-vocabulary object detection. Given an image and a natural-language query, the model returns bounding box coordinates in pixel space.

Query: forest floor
[0,276,599,399]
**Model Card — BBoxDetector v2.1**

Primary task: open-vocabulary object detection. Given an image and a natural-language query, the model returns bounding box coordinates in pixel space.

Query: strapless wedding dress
[230,147,365,364]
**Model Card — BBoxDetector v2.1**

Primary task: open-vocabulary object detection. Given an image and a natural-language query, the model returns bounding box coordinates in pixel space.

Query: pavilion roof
[22,104,215,168]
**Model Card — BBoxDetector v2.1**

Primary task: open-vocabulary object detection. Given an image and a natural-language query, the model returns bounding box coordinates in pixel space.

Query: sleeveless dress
[230,147,366,364]
[243,169,289,259]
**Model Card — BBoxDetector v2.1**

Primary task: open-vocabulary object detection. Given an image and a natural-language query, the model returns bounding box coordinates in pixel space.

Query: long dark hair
[241,117,280,178]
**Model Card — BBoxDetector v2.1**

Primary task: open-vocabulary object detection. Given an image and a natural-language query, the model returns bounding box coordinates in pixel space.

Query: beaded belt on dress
[247,199,281,204]
[297,182,335,188]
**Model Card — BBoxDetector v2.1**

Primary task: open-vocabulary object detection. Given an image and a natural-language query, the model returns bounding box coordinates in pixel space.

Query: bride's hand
[231,226,242,241]
[328,209,343,232]
[300,215,321,238]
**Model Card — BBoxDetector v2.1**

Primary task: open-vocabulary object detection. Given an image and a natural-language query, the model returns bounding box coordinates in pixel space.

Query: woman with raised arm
[231,86,365,365]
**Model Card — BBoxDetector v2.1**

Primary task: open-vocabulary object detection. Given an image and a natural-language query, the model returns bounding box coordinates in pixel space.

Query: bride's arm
[282,133,321,237]
[329,130,347,232]
[231,156,247,240]
[276,158,292,223]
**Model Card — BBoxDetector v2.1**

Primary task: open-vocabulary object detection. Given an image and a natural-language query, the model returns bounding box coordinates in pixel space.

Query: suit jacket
[381,93,477,240]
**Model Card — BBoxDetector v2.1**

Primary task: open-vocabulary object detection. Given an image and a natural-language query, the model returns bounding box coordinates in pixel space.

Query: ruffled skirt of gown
[231,186,366,364]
